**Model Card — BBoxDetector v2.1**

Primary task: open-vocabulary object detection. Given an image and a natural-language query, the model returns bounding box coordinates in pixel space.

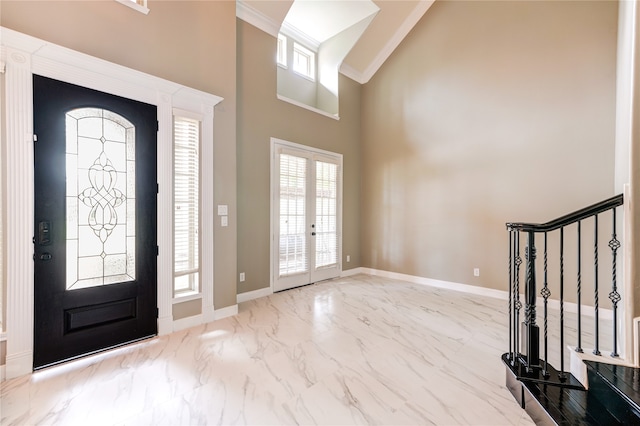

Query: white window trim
[1,26,224,379]
[292,42,315,81]
[277,94,339,121]
[115,0,150,15]
[277,33,287,68]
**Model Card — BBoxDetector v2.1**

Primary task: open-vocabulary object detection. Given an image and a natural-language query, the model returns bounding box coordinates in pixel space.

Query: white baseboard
[172,314,203,332]
[360,267,613,319]
[6,350,32,380]
[202,305,216,323]
[157,316,173,336]
[237,287,273,304]
[545,297,613,320]
[215,304,238,320]
[360,267,509,300]
[341,267,365,277]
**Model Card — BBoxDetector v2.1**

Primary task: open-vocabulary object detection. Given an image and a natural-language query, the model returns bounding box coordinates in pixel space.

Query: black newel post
[524,231,540,370]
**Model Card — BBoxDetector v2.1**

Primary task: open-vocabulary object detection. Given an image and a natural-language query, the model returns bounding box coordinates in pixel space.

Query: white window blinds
[278,153,308,277]
[174,115,200,294]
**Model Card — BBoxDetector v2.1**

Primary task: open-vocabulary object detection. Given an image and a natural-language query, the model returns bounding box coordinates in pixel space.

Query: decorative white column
[201,104,216,323]
[156,92,174,335]
[5,48,34,378]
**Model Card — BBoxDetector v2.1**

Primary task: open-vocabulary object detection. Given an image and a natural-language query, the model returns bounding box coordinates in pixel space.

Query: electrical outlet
[474,268,480,277]
[239,272,245,282]
[346,255,350,262]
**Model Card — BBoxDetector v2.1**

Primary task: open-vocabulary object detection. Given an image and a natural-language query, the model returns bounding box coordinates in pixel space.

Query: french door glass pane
[279,154,308,276]
[315,161,338,268]
[66,108,136,290]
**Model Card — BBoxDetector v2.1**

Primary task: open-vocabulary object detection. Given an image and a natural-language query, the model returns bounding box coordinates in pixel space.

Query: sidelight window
[173,114,201,295]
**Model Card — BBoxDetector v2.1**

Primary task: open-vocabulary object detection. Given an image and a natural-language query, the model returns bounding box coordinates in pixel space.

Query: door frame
[269,137,343,292]
[1,27,223,379]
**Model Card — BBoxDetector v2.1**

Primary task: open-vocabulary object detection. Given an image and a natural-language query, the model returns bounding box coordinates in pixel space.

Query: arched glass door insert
[65,108,136,290]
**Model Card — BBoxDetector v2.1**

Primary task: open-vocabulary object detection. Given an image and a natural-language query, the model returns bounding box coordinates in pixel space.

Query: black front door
[33,75,158,369]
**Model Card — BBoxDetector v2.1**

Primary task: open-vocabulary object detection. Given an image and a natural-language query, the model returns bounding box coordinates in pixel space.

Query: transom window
[293,42,315,81]
[277,33,288,67]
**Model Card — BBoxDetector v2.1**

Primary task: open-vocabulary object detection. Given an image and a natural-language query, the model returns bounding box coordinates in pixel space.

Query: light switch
[218,205,228,216]
[221,216,228,227]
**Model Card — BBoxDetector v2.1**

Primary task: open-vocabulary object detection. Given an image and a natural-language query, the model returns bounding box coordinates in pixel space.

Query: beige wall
[277,62,318,107]
[1,0,238,311]
[237,19,361,294]
[361,0,618,294]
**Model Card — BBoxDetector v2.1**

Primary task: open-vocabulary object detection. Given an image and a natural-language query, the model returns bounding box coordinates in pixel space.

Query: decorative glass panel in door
[66,108,136,290]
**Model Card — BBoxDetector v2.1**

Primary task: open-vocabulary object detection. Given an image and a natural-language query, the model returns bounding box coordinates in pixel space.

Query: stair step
[533,384,623,425]
[584,361,640,423]
[503,354,625,425]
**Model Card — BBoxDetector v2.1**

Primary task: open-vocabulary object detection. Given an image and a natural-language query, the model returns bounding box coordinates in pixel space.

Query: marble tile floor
[2,274,556,425]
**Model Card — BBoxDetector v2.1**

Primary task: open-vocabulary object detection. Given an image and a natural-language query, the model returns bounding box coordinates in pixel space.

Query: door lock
[40,253,52,261]
[38,221,51,245]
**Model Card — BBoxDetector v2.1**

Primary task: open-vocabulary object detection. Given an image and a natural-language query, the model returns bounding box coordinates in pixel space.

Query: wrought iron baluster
[524,232,539,371]
[541,232,550,378]
[594,214,600,356]
[609,208,621,357]
[515,231,522,363]
[559,226,566,380]
[576,221,583,353]
[508,230,513,361]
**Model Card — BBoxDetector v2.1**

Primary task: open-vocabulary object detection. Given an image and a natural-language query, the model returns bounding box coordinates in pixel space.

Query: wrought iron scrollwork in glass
[65,108,136,290]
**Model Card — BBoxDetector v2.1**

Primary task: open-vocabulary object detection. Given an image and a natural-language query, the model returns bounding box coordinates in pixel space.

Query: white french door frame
[270,137,343,292]
[1,27,223,379]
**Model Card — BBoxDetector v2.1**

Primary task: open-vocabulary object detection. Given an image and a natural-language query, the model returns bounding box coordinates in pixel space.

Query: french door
[33,75,158,368]
[272,139,342,292]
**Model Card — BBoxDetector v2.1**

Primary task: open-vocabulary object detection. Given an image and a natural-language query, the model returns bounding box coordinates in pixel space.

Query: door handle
[311,232,316,236]
[40,253,52,261]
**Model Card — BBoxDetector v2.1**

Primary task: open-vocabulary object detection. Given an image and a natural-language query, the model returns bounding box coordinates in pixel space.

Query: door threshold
[33,334,157,372]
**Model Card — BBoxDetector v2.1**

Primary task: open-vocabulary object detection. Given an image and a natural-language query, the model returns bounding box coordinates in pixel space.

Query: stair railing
[506,194,624,384]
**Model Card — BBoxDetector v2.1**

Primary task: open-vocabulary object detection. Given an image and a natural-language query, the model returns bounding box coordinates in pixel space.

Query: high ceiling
[284,0,379,45]
[236,0,435,84]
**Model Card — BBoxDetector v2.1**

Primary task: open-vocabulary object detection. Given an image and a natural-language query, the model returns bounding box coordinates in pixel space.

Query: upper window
[293,42,315,81]
[277,33,288,67]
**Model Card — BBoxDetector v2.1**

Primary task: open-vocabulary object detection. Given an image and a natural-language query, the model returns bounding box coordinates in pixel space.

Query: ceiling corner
[236,0,281,38]
[360,0,435,83]
[339,62,366,85]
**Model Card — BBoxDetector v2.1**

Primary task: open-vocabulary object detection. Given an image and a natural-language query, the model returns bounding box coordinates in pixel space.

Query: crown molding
[360,0,435,84]
[339,62,365,84]
[236,0,281,38]
[280,21,320,51]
